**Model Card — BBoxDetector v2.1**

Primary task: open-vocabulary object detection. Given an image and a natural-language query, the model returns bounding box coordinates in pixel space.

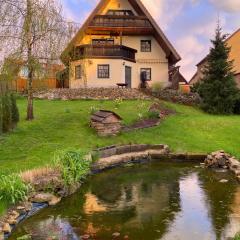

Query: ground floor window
[75,65,82,79]
[140,68,151,81]
[98,65,110,78]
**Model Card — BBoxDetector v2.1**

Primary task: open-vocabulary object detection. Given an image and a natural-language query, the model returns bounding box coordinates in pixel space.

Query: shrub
[2,93,12,132]
[234,233,240,240]
[151,82,163,92]
[146,111,159,119]
[10,93,19,127]
[0,174,30,204]
[54,149,91,186]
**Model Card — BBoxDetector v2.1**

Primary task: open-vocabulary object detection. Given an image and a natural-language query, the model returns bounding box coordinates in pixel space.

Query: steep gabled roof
[61,0,181,64]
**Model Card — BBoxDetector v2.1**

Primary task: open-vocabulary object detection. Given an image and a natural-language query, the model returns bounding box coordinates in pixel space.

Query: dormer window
[107,10,134,16]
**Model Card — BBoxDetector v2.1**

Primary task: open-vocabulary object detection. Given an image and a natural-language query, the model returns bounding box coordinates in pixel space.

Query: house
[190,28,240,88]
[61,0,181,89]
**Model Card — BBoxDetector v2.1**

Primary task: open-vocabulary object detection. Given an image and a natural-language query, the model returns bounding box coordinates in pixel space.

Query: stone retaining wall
[92,144,207,172]
[33,88,151,100]
[143,89,201,106]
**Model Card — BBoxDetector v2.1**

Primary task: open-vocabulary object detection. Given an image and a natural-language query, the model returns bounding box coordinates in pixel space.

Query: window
[98,65,110,78]
[75,65,82,79]
[140,68,151,81]
[141,40,151,52]
[92,39,114,45]
[20,66,29,78]
[107,10,134,16]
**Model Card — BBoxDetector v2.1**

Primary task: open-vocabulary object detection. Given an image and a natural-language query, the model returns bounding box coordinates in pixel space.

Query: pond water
[9,162,240,240]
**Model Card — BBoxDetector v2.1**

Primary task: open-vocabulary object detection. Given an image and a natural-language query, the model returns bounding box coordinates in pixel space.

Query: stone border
[205,150,240,182]
[0,144,208,239]
[92,144,207,172]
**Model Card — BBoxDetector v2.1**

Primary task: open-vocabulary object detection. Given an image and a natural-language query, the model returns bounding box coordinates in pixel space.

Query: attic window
[92,39,114,45]
[107,10,134,16]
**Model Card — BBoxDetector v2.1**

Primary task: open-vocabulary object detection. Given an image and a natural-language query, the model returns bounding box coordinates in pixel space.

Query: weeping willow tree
[0,0,77,120]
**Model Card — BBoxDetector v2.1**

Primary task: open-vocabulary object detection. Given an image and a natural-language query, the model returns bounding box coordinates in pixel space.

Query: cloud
[209,0,240,12]
[176,36,206,80]
[141,0,197,30]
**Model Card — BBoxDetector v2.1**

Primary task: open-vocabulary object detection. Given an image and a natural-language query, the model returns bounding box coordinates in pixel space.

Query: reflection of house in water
[82,172,181,239]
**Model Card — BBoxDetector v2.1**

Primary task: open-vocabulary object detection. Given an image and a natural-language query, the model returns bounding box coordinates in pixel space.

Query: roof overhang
[61,0,181,65]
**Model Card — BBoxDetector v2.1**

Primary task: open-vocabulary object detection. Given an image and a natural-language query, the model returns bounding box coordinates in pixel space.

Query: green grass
[234,233,240,240]
[0,98,240,175]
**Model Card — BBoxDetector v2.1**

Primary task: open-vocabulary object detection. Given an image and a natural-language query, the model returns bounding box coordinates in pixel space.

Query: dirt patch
[123,118,160,131]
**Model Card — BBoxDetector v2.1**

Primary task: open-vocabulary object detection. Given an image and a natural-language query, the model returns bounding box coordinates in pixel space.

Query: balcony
[87,15,154,35]
[72,45,137,62]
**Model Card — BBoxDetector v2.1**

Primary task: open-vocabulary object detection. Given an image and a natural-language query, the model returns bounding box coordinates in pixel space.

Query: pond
[9,162,240,240]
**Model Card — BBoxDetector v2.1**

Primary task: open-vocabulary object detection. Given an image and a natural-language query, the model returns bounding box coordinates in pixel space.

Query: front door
[125,66,132,88]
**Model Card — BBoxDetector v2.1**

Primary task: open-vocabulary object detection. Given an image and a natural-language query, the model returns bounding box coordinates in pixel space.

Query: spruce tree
[197,25,238,114]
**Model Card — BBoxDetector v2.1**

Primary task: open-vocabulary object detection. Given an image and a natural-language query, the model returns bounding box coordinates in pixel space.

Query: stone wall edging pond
[2,144,239,240]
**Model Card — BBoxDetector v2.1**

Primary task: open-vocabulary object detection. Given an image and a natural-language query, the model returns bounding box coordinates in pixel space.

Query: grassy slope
[0,98,240,175]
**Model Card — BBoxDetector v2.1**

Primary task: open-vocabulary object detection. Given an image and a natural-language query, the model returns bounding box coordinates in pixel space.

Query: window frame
[75,65,82,80]
[140,68,152,81]
[97,64,110,79]
[141,40,151,52]
[92,39,114,45]
[107,10,134,16]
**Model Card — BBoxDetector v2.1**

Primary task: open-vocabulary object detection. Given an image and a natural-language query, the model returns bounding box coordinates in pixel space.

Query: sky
[61,0,240,81]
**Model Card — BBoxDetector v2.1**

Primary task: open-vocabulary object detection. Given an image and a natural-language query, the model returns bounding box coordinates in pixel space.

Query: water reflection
[9,163,240,240]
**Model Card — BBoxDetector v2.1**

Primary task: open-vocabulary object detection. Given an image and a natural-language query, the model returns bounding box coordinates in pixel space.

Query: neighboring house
[61,0,181,89]
[14,63,64,92]
[190,28,240,88]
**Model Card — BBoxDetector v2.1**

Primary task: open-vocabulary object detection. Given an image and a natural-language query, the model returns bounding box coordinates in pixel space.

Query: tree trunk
[26,66,34,120]
[26,0,34,120]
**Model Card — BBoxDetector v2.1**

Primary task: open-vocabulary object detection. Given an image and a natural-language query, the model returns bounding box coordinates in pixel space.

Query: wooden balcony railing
[72,45,137,62]
[89,15,152,28]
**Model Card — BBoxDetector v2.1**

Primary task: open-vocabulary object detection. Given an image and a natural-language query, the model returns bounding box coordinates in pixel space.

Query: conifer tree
[2,93,12,132]
[10,93,19,128]
[196,25,238,114]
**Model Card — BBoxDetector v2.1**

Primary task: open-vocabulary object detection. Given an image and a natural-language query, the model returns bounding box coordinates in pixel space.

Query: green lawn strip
[0,98,240,176]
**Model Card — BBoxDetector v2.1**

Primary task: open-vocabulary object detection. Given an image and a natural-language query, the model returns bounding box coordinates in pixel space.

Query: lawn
[0,98,240,175]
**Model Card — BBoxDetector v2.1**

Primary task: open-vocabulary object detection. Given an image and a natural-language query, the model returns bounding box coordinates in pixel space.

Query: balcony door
[125,66,132,88]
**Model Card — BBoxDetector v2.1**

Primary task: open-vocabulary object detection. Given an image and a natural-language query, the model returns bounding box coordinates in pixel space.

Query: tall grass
[234,233,240,240]
[54,149,91,186]
[0,174,30,204]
